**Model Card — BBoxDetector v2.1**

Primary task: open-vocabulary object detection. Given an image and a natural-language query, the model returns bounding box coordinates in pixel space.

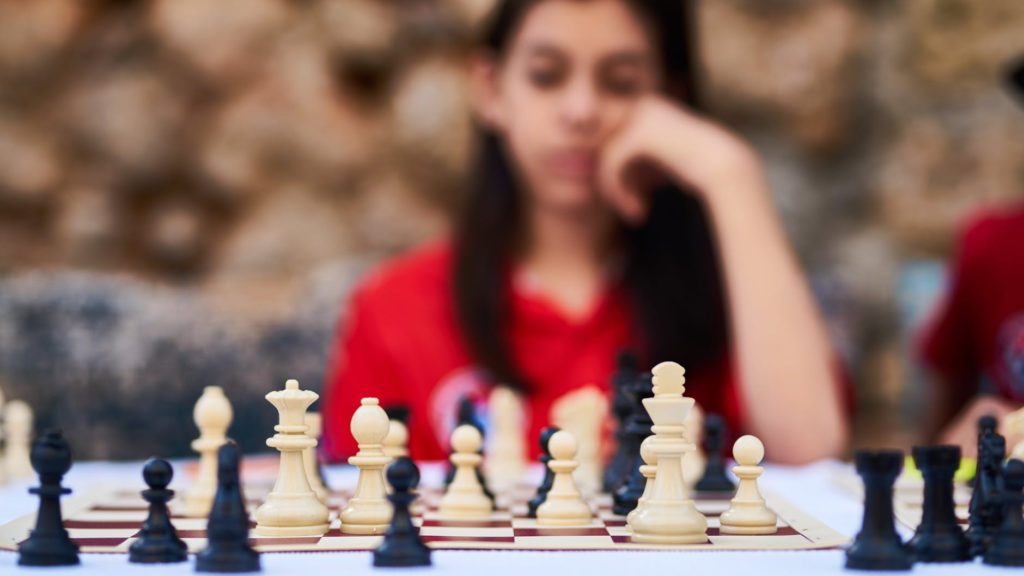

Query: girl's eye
[529,67,564,89]
[603,77,642,96]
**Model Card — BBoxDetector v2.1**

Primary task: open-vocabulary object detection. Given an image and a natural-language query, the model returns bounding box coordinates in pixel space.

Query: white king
[628,361,708,544]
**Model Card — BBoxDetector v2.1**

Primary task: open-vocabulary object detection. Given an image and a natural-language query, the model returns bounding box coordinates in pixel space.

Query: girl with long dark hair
[323,0,848,464]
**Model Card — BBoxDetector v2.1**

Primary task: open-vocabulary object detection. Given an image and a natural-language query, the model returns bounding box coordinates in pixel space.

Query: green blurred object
[904,455,977,484]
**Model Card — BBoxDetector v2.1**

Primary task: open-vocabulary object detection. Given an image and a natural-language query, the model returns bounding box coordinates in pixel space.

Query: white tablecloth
[0,459,1003,575]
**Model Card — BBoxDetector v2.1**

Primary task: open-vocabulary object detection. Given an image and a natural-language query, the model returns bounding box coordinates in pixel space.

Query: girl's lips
[548,150,598,179]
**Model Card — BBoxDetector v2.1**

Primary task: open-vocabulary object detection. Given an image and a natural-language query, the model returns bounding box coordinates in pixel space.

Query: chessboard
[0,483,847,553]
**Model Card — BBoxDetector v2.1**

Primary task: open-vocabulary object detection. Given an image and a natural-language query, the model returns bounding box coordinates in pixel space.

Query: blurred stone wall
[0,0,1022,458]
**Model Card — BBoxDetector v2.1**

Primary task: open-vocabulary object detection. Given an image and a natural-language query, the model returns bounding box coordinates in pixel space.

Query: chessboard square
[418,526,514,538]
[170,518,209,531]
[64,519,139,529]
[596,510,624,521]
[514,527,610,537]
[254,537,323,551]
[68,528,138,540]
[76,510,148,522]
[709,534,809,548]
[509,518,604,530]
[605,526,630,537]
[514,535,615,548]
[316,535,382,550]
[73,537,133,550]
[181,538,208,553]
[420,511,512,523]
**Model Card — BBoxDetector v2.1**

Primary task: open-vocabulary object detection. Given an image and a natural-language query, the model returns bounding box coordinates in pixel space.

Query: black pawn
[373,457,431,568]
[968,434,1006,556]
[612,372,654,516]
[603,350,638,493]
[695,414,736,493]
[984,459,1024,567]
[845,450,913,571]
[528,427,560,518]
[18,430,80,567]
[908,445,971,562]
[130,458,188,564]
[195,441,261,573]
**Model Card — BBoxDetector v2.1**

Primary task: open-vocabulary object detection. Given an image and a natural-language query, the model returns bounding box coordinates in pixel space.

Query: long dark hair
[453,0,728,390]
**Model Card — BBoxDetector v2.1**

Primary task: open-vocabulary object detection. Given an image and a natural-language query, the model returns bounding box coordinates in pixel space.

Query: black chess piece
[845,450,913,571]
[18,430,80,567]
[129,458,188,564]
[908,445,971,563]
[967,415,997,501]
[984,459,1024,567]
[966,418,998,555]
[603,350,638,493]
[695,414,736,493]
[373,457,431,567]
[528,426,560,518]
[195,441,261,573]
[612,372,654,516]
[968,433,1006,556]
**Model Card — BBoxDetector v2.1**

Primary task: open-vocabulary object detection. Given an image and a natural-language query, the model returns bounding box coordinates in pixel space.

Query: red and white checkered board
[0,485,847,553]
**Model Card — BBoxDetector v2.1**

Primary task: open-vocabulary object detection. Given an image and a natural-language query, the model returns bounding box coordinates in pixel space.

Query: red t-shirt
[321,241,742,461]
[918,204,1024,401]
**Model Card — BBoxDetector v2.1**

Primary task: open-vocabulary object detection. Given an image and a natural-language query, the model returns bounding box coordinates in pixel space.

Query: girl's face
[474,0,661,216]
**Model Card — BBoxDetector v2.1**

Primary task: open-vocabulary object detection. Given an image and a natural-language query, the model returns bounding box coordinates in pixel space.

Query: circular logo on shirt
[428,366,490,444]
[999,313,1024,398]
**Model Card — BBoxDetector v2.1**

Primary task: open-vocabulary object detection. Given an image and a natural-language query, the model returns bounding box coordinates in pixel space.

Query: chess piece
[373,457,431,568]
[681,403,705,487]
[129,458,188,564]
[984,459,1024,567]
[17,430,79,567]
[486,387,526,494]
[969,434,1007,556]
[303,412,329,503]
[5,400,34,480]
[383,417,409,459]
[845,450,913,571]
[628,362,708,544]
[604,350,638,493]
[695,414,735,493]
[551,386,607,496]
[438,424,492,518]
[1007,408,1024,461]
[909,445,970,562]
[527,426,559,518]
[445,395,482,485]
[340,397,393,534]
[254,380,329,536]
[626,435,656,527]
[186,386,233,517]
[537,430,592,525]
[719,435,777,535]
[195,441,261,573]
[612,372,654,515]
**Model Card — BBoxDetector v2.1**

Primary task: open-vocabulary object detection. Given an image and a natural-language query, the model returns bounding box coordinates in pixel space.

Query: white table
[0,459,1001,575]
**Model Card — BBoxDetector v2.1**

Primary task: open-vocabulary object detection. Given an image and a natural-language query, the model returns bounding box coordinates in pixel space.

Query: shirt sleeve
[917,219,983,394]
[320,283,406,462]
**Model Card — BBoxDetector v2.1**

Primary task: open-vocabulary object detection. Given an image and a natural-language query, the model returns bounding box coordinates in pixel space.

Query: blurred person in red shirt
[918,58,1024,454]
[322,0,847,463]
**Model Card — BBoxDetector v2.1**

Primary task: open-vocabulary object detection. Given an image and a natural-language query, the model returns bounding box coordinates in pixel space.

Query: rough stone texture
[0,0,1021,457]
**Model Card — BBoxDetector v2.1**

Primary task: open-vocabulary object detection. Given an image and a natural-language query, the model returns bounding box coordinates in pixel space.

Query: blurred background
[0,0,1023,460]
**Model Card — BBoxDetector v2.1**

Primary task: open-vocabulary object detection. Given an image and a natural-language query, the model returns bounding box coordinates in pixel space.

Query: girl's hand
[598,95,761,224]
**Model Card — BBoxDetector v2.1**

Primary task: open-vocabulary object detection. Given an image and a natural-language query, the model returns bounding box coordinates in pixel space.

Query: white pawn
[304,412,329,503]
[254,379,329,536]
[438,424,492,518]
[340,398,392,534]
[185,386,233,516]
[537,430,592,526]
[719,435,777,535]
[627,435,657,527]
[4,400,33,480]
[382,418,409,459]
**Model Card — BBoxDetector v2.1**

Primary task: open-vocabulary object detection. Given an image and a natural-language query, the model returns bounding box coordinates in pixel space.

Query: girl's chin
[535,181,603,211]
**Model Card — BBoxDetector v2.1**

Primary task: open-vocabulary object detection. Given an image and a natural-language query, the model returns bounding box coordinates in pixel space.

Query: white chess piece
[626,435,657,527]
[628,361,708,544]
[438,424,492,518]
[681,403,705,487]
[537,430,592,526]
[340,397,393,534]
[486,387,526,494]
[185,386,233,516]
[304,412,329,503]
[4,400,33,480]
[383,418,409,459]
[719,435,778,535]
[1006,407,1024,461]
[551,387,606,495]
[254,379,329,536]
